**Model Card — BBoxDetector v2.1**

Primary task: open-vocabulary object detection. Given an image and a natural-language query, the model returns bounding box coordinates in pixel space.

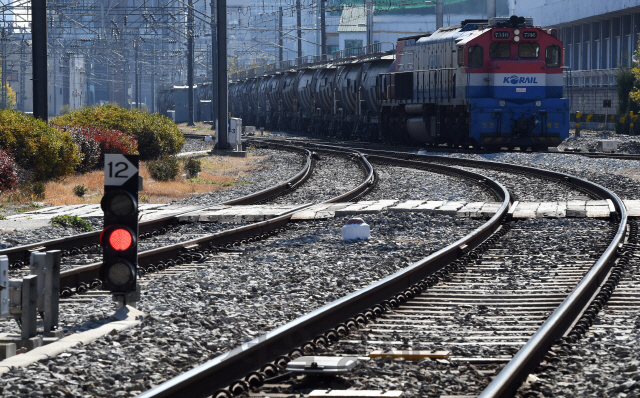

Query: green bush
[147,156,181,181]
[52,104,185,160]
[50,215,93,231]
[73,185,88,197]
[184,157,202,177]
[22,181,46,200]
[0,110,81,180]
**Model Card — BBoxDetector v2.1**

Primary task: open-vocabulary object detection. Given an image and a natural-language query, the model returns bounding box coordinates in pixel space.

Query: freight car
[231,15,570,150]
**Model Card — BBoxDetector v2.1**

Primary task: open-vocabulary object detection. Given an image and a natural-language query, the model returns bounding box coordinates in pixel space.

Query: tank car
[225,15,568,149]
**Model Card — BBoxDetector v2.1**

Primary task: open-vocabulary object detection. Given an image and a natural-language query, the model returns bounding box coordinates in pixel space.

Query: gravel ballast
[0,213,484,397]
[434,152,640,200]
[268,154,365,205]
[364,164,494,202]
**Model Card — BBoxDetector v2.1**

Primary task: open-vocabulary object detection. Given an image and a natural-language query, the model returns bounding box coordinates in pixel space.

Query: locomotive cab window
[519,43,540,58]
[468,45,483,67]
[545,45,560,67]
[489,42,510,58]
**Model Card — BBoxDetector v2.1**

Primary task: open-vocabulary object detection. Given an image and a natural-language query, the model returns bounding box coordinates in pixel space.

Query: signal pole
[210,0,217,130]
[187,0,195,126]
[297,0,302,63]
[32,0,48,120]
[320,0,326,60]
[278,7,283,64]
[366,0,373,51]
[215,0,228,149]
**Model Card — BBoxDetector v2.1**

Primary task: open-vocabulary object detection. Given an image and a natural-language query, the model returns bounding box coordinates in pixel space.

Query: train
[162,15,570,150]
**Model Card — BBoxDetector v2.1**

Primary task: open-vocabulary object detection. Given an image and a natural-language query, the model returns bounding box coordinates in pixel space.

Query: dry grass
[1,154,266,207]
[176,122,216,135]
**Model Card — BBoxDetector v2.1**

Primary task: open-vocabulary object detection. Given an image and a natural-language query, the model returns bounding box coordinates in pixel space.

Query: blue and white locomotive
[225,15,569,150]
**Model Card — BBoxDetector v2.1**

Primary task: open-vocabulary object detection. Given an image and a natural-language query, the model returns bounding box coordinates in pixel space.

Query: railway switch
[100,154,140,299]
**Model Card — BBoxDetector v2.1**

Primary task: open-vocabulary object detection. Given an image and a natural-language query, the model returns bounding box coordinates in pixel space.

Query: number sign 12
[104,154,139,186]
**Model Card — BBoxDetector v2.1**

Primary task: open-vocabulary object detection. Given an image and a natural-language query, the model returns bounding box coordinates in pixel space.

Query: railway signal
[100,154,140,301]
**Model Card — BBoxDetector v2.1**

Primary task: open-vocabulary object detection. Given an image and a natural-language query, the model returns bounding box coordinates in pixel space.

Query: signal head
[100,258,137,292]
[101,225,137,253]
[101,189,138,217]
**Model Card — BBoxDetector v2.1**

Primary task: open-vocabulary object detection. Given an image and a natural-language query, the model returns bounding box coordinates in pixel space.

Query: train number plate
[523,32,537,39]
[516,88,527,93]
[494,31,510,39]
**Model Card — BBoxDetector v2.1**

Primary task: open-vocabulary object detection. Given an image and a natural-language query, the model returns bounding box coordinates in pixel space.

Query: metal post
[2,33,6,109]
[187,0,195,126]
[320,0,326,60]
[29,252,46,312]
[122,19,127,108]
[135,41,140,109]
[64,56,70,109]
[44,250,60,333]
[486,0,496,20]
[85,52,91,105]
[0,255,8,318]
[215,0,228,150]
[436,0,443,30]
[20,40,25,111]
[366,0,373,52]
[211,0,217,130]
[278,7,283,64]
[297,0,302,63]
[21,275,37,340]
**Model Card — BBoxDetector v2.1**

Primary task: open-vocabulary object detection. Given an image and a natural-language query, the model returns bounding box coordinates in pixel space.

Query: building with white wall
[514,0,640,70]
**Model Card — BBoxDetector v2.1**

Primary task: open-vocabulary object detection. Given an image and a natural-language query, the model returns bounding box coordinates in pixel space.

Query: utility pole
[135,41,140,109]
[320,0,326,60]
[152,43,156,113]
[2,29,6,109]
[32,0,48,120]
[366,0,373,52]
[20,39,25,111]
[122,18,128,108]
[297,0,302,63]
[278,7,283,64]
[187,0,195,125]
[215,0,228,150]
[85,52,91,105]
[210,0,217,129]
[487,0,497,20]
[436,0,443,30]
[63,55,70,109]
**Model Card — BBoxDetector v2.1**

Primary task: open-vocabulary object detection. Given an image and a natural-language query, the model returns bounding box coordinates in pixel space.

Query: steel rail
[479,185,627,397]
[137,157,511,398]
[59,147,374,290]
[0,145,313,267]
[326,146,629,398]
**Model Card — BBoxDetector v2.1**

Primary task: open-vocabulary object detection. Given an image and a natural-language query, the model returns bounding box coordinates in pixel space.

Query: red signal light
[108,228,133,251]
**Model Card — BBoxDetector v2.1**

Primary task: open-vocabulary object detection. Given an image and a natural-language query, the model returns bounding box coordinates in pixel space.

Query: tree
[3,84,16,109]
[228,55,241,76]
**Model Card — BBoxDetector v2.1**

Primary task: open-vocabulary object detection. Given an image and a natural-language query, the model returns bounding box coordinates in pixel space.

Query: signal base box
[597,140,617,153]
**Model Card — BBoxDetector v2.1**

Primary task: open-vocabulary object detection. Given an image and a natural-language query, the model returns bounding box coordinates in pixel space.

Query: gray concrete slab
[624,200,640,217]
[457,202,485,218]
[387,200,425,212]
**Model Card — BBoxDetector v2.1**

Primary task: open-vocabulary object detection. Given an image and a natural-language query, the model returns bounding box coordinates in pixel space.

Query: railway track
[136,142,627,398]
[53,145,375,297]
[0,144,313,269]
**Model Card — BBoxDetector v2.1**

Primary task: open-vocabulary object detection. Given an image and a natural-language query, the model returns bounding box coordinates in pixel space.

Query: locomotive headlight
[514,36,521,42]
[499,100,506,107]
[536,101,542,107]
[514,29,520,35]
